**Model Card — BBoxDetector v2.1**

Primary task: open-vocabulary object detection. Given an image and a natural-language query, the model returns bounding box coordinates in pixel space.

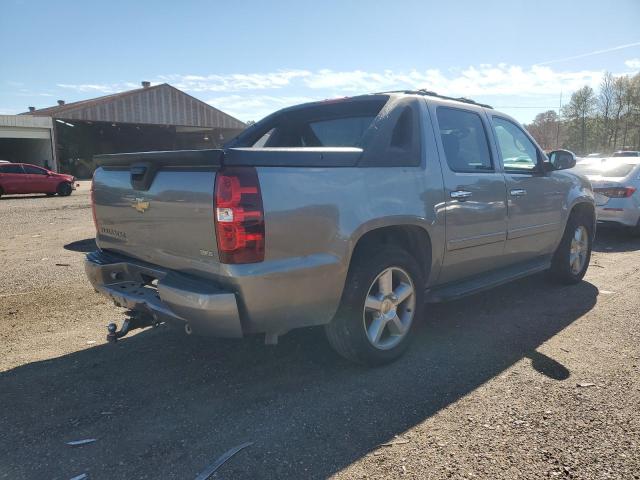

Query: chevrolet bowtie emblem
[132,198,150,213]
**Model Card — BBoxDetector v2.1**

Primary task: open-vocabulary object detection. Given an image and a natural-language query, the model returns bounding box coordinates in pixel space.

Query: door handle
[510,189,527,197]
[450,190,473,201]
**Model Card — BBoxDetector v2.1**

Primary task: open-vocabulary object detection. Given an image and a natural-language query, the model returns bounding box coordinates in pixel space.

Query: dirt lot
[0,183,639,480]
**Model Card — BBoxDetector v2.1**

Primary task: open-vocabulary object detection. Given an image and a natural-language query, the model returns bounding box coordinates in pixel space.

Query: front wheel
[548,212,593,284]
[56,182,72,196]
[325,246,424,365]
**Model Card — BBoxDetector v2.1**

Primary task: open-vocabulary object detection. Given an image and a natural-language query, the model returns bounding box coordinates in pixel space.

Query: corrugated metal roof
[22,83,245,129]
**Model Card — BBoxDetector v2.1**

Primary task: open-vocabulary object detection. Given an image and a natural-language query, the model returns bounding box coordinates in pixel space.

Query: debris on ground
[69,474,88,480]
[577,382,596,388]
[66,438,97,446]
[379,437,411,447]
[55,263,71,267]
[193,442,254,480]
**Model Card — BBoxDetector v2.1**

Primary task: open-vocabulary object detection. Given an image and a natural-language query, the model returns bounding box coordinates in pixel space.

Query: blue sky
[1,0,639,123]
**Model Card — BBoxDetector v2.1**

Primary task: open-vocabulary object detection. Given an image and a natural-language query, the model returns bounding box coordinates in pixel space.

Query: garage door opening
[0,137,54,169]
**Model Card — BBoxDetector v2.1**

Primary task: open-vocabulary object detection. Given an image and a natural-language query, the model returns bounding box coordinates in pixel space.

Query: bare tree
[598,72,615,148]
[526,110,561,150]
[611,76,629,149]
[563,86,596,154]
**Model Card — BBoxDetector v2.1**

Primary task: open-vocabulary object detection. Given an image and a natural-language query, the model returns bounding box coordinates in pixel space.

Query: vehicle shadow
[0,275,598,479]
[593,226,640,252]
[0,194,52,200]
[64,238,97,253]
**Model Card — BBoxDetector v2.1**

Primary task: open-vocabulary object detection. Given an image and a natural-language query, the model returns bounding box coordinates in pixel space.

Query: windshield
[612,151,640,157]
[574,160,637,177]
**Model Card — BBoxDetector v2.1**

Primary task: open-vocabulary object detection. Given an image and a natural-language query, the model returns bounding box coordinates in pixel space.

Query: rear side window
[574,161,637,178]
[245,98,387,148]
[23,165,47,174]
[436,107,493,172]
[308,116,375,147]
[0,164,24,174]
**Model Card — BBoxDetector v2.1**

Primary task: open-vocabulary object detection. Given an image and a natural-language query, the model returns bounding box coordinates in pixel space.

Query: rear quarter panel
[240,101,446,333]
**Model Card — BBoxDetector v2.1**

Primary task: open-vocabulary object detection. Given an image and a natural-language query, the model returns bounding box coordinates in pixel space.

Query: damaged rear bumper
[84,250,243,337]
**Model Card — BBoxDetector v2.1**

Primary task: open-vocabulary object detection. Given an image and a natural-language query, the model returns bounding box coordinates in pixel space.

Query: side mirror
[547,149,576,170]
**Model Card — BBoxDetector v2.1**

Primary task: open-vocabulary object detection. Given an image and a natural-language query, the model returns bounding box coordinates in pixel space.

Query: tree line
[526,72,640,155]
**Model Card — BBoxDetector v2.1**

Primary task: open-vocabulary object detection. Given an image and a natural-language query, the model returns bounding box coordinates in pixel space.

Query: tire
[548,211,593,284]
[56,182,72,196]
[325,246,425,366]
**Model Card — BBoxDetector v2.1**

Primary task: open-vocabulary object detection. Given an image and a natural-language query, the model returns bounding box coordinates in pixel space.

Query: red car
[0,163,76,198]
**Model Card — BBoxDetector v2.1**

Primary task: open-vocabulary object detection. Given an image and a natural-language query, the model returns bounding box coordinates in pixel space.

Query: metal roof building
[25,82,244,130]
[10,82,245,177]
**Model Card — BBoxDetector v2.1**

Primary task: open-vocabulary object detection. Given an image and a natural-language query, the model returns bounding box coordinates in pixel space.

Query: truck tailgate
[92,151,222,276]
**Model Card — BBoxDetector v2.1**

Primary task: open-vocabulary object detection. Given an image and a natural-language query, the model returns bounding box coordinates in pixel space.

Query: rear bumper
[85,250,243,337]
[596,202,640,227]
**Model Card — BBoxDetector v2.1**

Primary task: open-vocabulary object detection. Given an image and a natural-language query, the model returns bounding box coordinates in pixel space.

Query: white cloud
[0,107,21,115]
[625,58,640,69]
[205,95,316,122]
[47,63,627,122]
[159,70,311,92]
[166,64,606,99]
[301,65,605,97]
[57,82,141,93]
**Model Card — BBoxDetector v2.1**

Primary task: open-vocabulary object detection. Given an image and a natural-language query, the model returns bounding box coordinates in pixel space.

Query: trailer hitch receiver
[106,312,158,343]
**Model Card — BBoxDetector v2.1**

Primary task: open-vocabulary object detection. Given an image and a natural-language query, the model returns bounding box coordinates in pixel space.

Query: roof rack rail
[375,89,493,109]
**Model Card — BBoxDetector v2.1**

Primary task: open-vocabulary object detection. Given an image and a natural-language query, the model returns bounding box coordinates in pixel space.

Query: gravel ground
[0,185,639,479]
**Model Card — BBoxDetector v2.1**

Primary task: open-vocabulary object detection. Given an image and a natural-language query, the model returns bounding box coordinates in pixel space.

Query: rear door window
[0,164,24,174]
[22,165,48,175]
[436,107,493,172]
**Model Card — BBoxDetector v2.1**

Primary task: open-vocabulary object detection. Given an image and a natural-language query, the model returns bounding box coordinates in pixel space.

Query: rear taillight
[90,176,99,232]
[214,167,264,264]
[594,186,636,198]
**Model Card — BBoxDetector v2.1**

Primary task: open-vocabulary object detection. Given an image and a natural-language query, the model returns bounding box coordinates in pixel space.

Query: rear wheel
[548,212,593,284]
[56,182,72,196]
[325,246,424,365]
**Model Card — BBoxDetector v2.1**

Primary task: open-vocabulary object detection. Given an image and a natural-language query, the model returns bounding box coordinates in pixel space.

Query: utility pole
[555,90,563,149]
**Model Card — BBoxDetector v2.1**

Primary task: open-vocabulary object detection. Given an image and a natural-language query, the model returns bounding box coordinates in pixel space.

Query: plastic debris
[577,382,596,388]
[66,438,97,446]
[194,442,253,480]
[379,438,411,447]
[69,474,88,480]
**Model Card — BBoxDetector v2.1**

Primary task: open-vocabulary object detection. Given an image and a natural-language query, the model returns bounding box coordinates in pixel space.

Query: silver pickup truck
[86,90,595,365]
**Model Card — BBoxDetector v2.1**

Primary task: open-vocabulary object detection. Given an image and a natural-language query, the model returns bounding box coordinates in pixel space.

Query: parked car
[612,150,640,157]
[86,91,595,365]
[573,157,640,234]
[0,163,75,198]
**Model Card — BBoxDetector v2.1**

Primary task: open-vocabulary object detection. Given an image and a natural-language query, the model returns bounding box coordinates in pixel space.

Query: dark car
[0,163,75,198]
